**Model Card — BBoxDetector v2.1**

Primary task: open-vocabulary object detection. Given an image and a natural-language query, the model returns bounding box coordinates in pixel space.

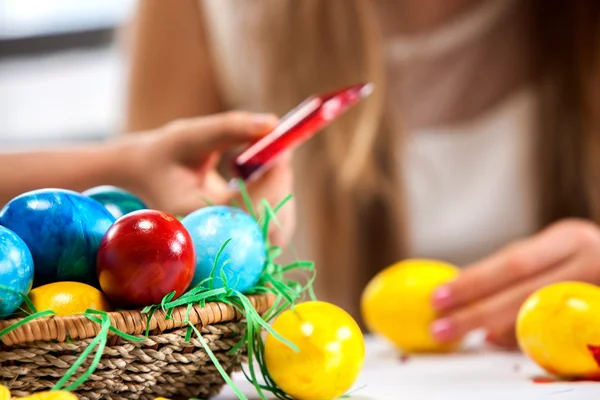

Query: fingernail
[432,285,454,310]
[252,114,278,134]
[431,318,455,342]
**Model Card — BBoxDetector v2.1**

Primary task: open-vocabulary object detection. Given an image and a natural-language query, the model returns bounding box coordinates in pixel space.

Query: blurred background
[0,0,136,150]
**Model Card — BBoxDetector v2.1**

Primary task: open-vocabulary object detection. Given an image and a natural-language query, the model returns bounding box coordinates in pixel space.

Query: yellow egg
[517,281,600,379]
[264,301,365,400]
[361,258,460,353]
[18,391,78,400]
[29,282,111,316]
[0,385,10,400]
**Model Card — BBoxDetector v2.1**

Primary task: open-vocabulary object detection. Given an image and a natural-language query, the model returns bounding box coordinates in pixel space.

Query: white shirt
[402,86,539,266]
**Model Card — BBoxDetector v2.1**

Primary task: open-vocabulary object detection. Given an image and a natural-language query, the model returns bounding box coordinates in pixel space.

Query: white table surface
[215,334,600,400]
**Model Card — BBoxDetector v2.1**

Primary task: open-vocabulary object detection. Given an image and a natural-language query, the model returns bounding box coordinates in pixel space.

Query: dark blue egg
[182,206,266,293]
[0,225,34,318]
[82,185,147,219]
[0,189,116,286]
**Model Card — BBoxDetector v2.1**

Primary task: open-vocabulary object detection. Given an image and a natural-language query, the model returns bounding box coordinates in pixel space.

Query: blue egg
[82,185,147,219]
[182,205,266,293]
[0,189,116,286]
[0,225,34,318]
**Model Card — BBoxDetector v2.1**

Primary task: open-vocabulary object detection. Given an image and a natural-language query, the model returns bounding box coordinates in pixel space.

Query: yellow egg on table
[517,281,600,379]
[29,282,111,316]
[361,258,460,353]
[0,385,10,400]
[264,301,365,400]
[18,391,78,400]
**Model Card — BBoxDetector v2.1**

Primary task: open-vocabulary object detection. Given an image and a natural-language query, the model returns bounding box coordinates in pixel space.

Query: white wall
[0,0,136,149]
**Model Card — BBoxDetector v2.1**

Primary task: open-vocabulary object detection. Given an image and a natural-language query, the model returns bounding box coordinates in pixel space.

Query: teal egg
[182,206,266,293]
[82,185,147,219]
[0,225,34,318]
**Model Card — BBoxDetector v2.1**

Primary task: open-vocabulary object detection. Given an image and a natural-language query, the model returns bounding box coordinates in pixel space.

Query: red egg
[97,210,195,307]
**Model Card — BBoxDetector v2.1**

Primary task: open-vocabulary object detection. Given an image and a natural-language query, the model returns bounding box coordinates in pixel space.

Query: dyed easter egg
[0,225,34,318]
[0,385,9,400]
[0,189,115,286]
[17,391,78,400]
[361,259,460,353]
[265,301,365,400]
[181,206,266,293]
[517,281,600,379]
[82,185,147,219]
[29,281,111,316]
[97,210,195,307]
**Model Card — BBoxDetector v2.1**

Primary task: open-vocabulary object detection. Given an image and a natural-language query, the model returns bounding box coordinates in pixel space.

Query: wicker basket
[0,294,274,400]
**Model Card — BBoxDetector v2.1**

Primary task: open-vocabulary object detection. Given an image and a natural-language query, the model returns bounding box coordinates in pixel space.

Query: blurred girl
[125,0,600,346]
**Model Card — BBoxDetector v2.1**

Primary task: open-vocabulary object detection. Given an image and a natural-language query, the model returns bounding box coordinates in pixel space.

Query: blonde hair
[248,0,405,320]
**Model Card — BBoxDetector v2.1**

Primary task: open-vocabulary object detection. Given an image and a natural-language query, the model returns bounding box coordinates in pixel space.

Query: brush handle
[232,83,374,182]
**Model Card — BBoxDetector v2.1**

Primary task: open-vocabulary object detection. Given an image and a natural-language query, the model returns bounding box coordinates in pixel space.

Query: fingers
[168,172,233,216]
[165,111,278,155]
[172,151,295,234]
[232,156,296,245]
[432,220,599,311]
[431,250,597,343]
[239,154,293,207]
[195,152,221,181]
[486,325,519,350]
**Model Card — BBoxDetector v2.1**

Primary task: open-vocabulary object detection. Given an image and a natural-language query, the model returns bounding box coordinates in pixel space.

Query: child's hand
[119,111,295,244]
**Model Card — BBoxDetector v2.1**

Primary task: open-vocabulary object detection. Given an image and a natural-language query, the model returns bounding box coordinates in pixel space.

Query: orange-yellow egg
[28,281,111,316]
[0,385,10,400]
[17,391,78,400]
[517,281,600,379]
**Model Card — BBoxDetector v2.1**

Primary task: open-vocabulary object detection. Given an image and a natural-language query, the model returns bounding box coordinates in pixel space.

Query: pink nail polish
[431,318,455,342]
[432,285,454,309]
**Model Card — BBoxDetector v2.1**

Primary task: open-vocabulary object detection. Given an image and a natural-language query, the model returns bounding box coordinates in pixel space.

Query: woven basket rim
[0,293,274,347]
